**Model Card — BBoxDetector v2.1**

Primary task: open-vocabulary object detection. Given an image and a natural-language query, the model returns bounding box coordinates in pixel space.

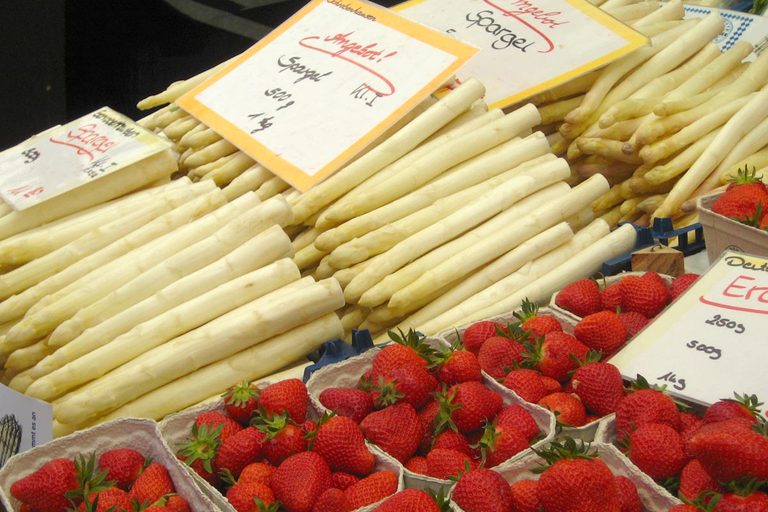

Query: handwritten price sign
[394,0,647,108]
[178,0,476,191]
[609,251,768,406]
[0,108,170,210]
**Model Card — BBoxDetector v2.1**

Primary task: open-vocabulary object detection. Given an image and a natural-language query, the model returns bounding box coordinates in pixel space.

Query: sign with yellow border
[609,251,768,406]
[178,0,477,191]
[394,0,648,109]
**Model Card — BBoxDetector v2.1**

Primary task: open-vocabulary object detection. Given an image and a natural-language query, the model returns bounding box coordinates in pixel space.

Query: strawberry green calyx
[222,381,259,408]
[676,490,722,512]
[729,166,763,186]
[532,437,597,471]
[254,497,280,512]
[305,412,335,449]
[427,487,453,512]
[434,386,461,436]
[476,421,499,466]
[629,374,690,411]
[387,328,437,363]
[728,392,764,418]
[255,412,292,440]
[372,376,405,408]
[514,298,542,323]
[178,422,222,474]
[724,477,768,497]
[65,453,116,506]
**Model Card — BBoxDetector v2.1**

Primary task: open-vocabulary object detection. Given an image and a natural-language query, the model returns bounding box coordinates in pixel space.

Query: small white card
[394,0,647,108]
[0,108,171,211]
[609,251,768,406]
[178,0,476,191]
[0,385,52,467]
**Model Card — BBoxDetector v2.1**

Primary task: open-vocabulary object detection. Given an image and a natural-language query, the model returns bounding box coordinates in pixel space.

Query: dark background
[0,0,399,149]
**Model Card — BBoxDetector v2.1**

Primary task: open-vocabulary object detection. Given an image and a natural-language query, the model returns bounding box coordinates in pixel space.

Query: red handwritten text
[483,0,572,53]
[699,275,768,315]
[49,123,117,161]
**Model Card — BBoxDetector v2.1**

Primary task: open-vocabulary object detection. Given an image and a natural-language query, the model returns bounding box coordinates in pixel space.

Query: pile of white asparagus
[0,177,345,436]
[534,0,768,227]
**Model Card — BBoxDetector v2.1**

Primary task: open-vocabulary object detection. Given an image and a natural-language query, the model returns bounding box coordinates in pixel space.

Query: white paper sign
[394,0,647,108]
[0,385,52,467]
[178,0,476,191]
[609,251,768,406]
[0,107,171,211]
[684,4,768,57]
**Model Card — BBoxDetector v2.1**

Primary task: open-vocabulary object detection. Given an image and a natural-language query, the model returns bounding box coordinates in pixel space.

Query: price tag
[394,0,648,108]
[0,385,52,467]
[178,0,477,191]
[609,251,768,406]
[0,107,171,211]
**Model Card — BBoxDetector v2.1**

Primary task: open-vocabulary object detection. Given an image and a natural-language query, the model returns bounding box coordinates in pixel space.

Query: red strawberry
[312,488,347,512]
[226,481,276,512]
[712,167,768,221]
[371,364,438,410]
[669,273,700,300]
[373,489,441,511]
[258,414,308,466]
[238,462,275,486]
[536,440,621,512]
[431,429,472,455]
[540,375,562,394]
[627,422,687,481]
[437,381,503,434]
[619,311,650,338]
[404,456,429,475]
[129,462,174,507]
[615,383,680,440]
[703,393,761,425]
[619,273,669,318]
[77,487,132,512]
[687,419,768,482]
[538,392,587,427]
[601,282,624,312]
[452,468,514,512]
[313,415,375,476]
[195,411,242,442]
[515,299,563,339]
[417,400,440,453]
[679,459,724,502]
[615,476,641,512]
[164,495,191,512]
[509,479,540,512]
[271,452,332,512]
[574,311,628,356]
[462,321,505,354]
[318,387,373,424]
[258,379,308,422]
[495,404,540,442]
[343,470,398,510]
[477,335,526,379]
[98,448,145,490]
[435,344,482,385]
[215,426,265,478]
[331,472,359,490]
[360,402,423,463]
[478,421,530,467]
[223,382,261,426]
[370,329,432,381]
[502,369,547,403]
[526,331,589,383]
[425,448,477,479]
[555,279,602,317]
[571,361,625,417]
[714,491,768,511]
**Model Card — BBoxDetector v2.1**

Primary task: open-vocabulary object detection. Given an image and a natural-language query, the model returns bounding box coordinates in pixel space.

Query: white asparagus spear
[314,132,552,252]
[201,152,255,186]
[323,105,541,226]
[47,196,293,347]
[699,115,768,191]
[136,58,234,110]
[631,0,683,28]
[344,158,570,304]
[182,139,238,169]
[97,313,341,422]
[23,226,292,390]
[0,188,226,326]
[290,78,486,224]
[222,164,273,201]
[53,278,344,424]
[4,340,53,372]
[25,258,301,401]
[386,173,608,311]
[4,193,259,348]
[0,182,212,299]
[0,149,178,241]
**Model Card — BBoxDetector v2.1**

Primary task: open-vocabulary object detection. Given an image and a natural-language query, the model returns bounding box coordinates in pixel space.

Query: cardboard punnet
[698,191,768,263]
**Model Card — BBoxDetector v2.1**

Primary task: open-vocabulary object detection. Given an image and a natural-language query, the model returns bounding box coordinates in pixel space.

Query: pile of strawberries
[611,383,768,511]
[317,330,543,481]
[10,448,190,512]
[451,439,646,512]
[555,271,700,343]
[461,302,628,427]
[710,167,768,228]
[176,378,400,512]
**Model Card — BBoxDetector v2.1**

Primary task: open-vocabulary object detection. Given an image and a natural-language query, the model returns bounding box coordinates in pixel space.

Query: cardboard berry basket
[0,418,216,512]
[698,191,768,262]
[306,337,556,494]
[548,271,674,324]
[159,394,405,512]
[448,441,680,512]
